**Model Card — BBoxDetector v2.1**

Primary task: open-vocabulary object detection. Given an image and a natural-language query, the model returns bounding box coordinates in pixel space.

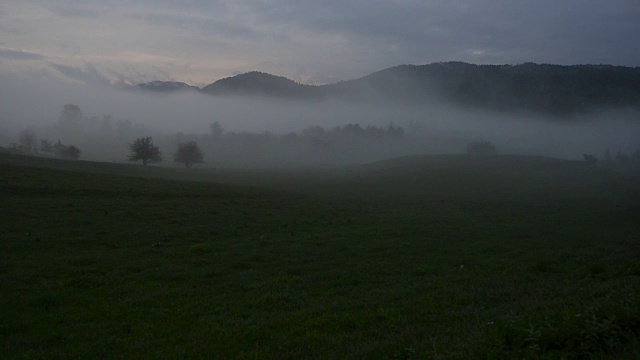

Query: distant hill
[138,62,640,116]
[137,81,200,93]
[201,71,318,98]
[344,62,640,116]
[323,62,640,115]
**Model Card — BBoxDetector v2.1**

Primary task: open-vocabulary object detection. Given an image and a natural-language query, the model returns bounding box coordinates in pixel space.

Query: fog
[1,74,639,166]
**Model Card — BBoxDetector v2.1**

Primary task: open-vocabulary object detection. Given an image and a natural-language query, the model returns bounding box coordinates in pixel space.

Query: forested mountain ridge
[138,62,640,116]
[348,62,640,116]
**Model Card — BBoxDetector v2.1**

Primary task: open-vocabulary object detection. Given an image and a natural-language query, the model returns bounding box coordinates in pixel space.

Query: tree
[465,140,496,156]
[19,129,37,154]
[58,104,83,133]
[128,137,162,165]
[53,140,66,157]
[40,139,54,154]
[210,121,224,138]
[53,140,81,160]
[174,141,204,168]
[61,145,81,160]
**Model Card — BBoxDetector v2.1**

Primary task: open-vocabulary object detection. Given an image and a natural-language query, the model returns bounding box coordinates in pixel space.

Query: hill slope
[334,62,640,115]
[2,152,640,358]
[137,81,200,92]
[162,62,640,116]
[201,71,319,98]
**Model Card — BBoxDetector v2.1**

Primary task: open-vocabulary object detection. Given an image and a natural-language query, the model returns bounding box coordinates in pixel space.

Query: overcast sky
[1,0,639,86]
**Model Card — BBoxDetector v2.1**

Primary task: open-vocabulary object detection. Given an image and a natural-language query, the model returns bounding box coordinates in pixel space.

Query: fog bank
[1,75,639,165]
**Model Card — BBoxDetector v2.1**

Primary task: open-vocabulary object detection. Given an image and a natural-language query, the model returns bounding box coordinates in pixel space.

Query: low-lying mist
[1,74,639,167]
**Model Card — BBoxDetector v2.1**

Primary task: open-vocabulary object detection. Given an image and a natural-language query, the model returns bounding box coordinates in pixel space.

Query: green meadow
[1,151,639,359]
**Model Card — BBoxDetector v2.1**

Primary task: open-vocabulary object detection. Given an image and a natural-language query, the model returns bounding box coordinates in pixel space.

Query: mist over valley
[2,62,640,167]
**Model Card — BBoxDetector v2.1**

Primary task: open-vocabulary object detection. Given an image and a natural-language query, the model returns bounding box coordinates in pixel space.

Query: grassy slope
[1,152,639,359]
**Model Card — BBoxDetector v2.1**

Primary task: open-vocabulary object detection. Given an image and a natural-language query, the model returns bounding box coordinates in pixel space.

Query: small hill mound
[201,71,319,98]
[137,81,200,93]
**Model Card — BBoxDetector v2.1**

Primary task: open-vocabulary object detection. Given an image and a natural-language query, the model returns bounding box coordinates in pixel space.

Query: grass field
[1,152,639,359]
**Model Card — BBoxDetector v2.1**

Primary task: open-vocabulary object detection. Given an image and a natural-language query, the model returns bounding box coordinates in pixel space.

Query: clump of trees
[53,140,81,160]
[174,141,204,168]
[465,140,496,156]
[37,139,81,160]
[8,129,81,160]
[128,137,162,165]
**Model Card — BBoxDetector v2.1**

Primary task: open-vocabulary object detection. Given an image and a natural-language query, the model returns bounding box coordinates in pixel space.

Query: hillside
[201,71,319,98]
[0,153,640,359]
[339,62,640,116]
[326,62,640,115]
[140,62,640,117]
[137,81,200,92]
[2,152,640,358]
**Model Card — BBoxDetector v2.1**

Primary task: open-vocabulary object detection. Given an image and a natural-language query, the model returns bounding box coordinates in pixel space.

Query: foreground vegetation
[1,152,639,358]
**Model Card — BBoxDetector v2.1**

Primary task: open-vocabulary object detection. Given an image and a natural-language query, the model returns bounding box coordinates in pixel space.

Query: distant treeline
[8,104,640,169]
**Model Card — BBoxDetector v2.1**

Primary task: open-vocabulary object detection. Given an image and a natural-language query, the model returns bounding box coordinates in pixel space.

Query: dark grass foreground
[1,152,639,359]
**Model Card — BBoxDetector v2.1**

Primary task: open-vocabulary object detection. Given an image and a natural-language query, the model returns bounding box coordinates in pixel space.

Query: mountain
[201,71,319,98]
[139,62,640,116]
[137,81,200,93]
[325,62,640,115]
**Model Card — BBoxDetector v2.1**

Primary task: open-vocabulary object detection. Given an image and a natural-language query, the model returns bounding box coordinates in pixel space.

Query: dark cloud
[0,48,46,61]
[247,0,640,66]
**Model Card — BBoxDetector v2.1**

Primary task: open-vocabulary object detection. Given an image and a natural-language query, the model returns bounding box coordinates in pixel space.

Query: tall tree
[19,129,37,154]
[40,139,54,154]
[128,137,162,165]
[174,141,204,168]
[210,121,224,139]
[58,104,83,132]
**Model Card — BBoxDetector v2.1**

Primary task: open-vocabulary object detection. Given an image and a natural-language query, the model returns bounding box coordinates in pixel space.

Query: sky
[0,0,639,86]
